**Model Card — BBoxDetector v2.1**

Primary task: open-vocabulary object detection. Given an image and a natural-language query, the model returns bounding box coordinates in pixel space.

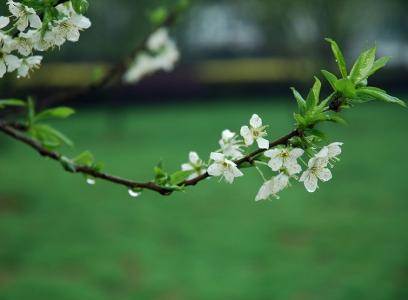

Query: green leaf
[30,124,73,148]
[356,87,406,107]
[293,113,307,128]
[170,170,192,185]
[306,77,321,111]
[325,38,348,78]
[334,78,356,98]
[0,99,26,109]
[349,45,376,84]
[326,115,347,125]
[321,70,338,91]
[368,56,391,77]
[290,87,306,114]
[34,107,75,122]
[73,151,94,166]
[71,0,89,14]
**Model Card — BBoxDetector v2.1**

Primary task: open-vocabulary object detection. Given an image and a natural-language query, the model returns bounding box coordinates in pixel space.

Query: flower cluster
[179,113,343,201]
[124,28,180,83]
[0,1,91,78]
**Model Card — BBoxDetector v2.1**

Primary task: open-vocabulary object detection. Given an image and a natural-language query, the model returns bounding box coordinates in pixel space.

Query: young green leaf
[325,38,348,78]
[34,107,75,122]
[71,0,89,14]
[73,151,95,166]
[0,99,26,109]
[321,70,338,90]
[30,124,73,148]
[334,78,356,98]
[170,170,192,185]
[356,87,406,107]
[367,56,391,78]
[306,77,321,111]
[349,45,376,84]
[290,87,306,114]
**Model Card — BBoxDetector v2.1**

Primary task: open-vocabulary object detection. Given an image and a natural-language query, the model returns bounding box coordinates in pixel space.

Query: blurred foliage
[1,0,407,62]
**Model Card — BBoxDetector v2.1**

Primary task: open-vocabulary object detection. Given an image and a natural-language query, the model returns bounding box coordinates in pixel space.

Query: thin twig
[0,121,301,196]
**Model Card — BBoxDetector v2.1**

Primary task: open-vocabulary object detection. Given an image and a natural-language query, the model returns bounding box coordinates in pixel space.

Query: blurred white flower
[124,28,179,83]
[300,156,332,192]
[147,28,169,51]
[207,152,243,183]
[219,129,243,159]
[181,151,206,180]
[7,1,42,32]
[240,114,269,149]
[264,147,304,174]
[17,55,42,78]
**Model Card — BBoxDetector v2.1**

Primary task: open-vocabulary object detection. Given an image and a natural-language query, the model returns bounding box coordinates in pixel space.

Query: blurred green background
[1,0,408,299]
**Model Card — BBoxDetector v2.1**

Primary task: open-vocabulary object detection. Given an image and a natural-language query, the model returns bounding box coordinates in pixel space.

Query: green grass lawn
[0,99,407,300]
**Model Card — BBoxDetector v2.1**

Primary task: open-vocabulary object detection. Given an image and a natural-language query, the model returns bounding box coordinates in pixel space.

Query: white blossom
[207,152,243,184]
[316,142,343,161]
[13,32,35,56]
[264,147,304,174]
[219,129,243,159]
[299,156,332,193]
[240,114,269,149]
[181,151,206,180]
[147,28,169,51]
[7,1,42,32]
[17,55,42,78]
[44,3,91,47]
[124,28,179,83]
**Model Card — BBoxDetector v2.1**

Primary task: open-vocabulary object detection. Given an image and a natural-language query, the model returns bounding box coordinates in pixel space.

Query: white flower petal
[264,148,280,158]
[327,142,343,158]
[207,163,223,177]
[222,129,235,141]
[0,16,10,29]
[249,113,262,128]
[317,168,332,182]
[289,148,304,159]
[28,13,42,29]
[0,61,7,78]
[210,152,224,162]
[268,157,283,171]
[255,180,273,201]
[181,163,193,171]
[273,174,289,193]
[4,55,20,72]
[304,173,318,192]
[240,125,253,145]
[189,151,200,164]
[256,137,269,149]
[284,159,302,175]
[316,147,329,159]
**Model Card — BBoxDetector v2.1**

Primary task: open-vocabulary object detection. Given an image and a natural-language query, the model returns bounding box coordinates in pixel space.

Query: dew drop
[86,178,96,185]
[128,189,141,198]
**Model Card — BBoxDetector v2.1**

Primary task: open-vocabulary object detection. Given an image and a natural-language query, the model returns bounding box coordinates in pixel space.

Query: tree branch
[0,121,301,196]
